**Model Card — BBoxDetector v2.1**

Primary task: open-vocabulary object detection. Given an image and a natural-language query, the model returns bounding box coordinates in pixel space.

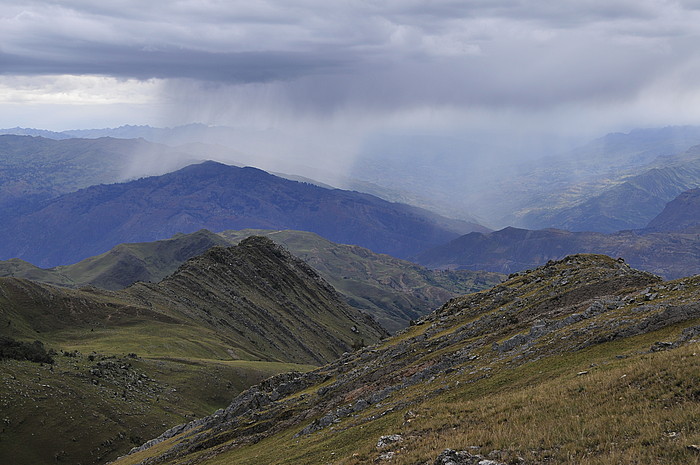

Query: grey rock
[377,434,403,449]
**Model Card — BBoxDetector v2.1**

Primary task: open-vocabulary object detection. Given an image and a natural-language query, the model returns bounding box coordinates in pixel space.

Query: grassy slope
[113,255,700,465]
[0,354,306,465]
[57,230,231,290]
[201,333,700,465]
[0,237,386,465]
[0,229,230,290]
[0,276,314,464]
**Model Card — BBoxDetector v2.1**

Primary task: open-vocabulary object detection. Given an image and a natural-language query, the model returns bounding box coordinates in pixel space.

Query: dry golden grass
[334,343,700,465]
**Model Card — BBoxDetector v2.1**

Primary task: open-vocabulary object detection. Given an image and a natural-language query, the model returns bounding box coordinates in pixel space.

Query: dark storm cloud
[0,46,348,83]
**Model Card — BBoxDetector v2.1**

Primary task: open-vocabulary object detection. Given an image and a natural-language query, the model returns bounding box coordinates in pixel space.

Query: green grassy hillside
[113,255,700,465]
[0,229,229,289]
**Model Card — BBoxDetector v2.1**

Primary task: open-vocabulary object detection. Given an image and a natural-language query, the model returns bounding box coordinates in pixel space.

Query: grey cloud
[2,0,700,123]
[169,32,678,117]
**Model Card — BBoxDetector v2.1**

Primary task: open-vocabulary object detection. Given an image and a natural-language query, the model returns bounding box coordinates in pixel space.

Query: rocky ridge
[0,228,503,333]
[116,254,700,464]
[125,236,388,365]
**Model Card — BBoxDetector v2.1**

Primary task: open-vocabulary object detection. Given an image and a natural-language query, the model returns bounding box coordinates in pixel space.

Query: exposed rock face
[433,449,505,465]
[117,254,700,465]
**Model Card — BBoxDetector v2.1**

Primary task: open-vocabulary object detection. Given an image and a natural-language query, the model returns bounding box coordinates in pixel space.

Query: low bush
[0,336,54,364]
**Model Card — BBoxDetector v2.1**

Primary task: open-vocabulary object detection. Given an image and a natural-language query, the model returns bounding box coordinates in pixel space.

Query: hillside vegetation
[113,254,700,465]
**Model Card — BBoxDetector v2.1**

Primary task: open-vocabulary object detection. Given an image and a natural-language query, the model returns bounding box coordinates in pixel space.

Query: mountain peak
[132,236,388,365]
[0,160,478,267]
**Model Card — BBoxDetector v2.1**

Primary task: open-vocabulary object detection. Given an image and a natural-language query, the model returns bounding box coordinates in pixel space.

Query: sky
[2,0,700,170]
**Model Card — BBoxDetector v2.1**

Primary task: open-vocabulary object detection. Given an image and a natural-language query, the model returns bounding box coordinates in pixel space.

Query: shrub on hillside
[0,336,54,364]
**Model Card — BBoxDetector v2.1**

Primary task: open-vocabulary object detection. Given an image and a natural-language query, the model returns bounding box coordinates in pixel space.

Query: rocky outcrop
[434,449,505,465]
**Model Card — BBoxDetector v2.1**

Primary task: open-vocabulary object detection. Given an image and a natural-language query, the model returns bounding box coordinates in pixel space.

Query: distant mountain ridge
[0,134,207,215]
[0,229,231,289]
[348,126,700,228]
[4,125,700,233]
[520,144,700,232]
[416,189,700,279]
[0,161,485,267]
[0,123,241,144]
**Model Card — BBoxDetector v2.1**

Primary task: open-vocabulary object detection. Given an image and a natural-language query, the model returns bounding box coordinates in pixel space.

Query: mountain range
[0,160,485,267]
[349,126,700,229]
[2,124,700,465]
[0,229,502,333]
[0,123,263,145]
[519,144,700,232]
[0,134,207,214]
[4,125,700,235]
